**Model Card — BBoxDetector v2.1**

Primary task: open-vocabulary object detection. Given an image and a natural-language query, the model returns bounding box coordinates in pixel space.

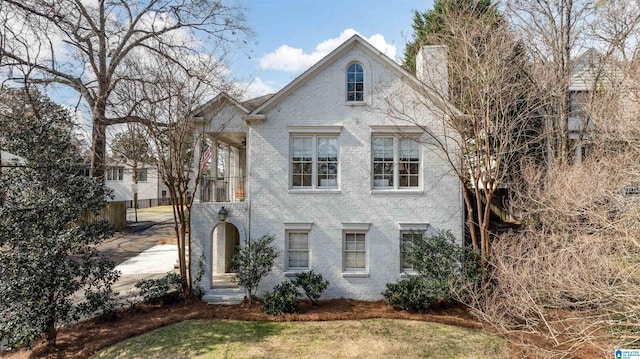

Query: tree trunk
[186,205,193,296]
[90,113,107,180]
[462,185,478,252]
[45,296,56,347]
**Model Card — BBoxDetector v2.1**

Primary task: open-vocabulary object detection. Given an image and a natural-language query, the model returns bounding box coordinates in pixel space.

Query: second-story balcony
[201,176,246,203]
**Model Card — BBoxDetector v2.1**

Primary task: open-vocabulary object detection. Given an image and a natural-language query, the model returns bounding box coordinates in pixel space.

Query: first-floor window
[287,231,309,269]
[344,232,366,270]
[372,136,420,189]
[400,231,424,271]
[291,135,338,189]
[106,166,124,181]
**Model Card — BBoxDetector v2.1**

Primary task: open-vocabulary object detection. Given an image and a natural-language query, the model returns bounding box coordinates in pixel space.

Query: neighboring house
[190,35,464,302]
[104,160,169,206]
[566,48,628,164]
[568,49,602,164]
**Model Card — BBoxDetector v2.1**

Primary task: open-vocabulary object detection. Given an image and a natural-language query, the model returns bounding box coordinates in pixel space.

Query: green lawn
[92,319,506,359]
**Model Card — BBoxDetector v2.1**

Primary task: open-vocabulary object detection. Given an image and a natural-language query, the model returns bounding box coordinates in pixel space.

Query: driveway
[98,207,180,301]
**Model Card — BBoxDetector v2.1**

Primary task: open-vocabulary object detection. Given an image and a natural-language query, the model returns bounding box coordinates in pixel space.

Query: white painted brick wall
[246,46,463,300]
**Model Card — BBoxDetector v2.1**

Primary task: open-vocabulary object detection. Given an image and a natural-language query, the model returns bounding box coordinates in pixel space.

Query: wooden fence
[85,201,127,230]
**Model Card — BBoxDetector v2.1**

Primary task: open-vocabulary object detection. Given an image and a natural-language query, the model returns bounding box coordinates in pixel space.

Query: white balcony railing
[200,176,246,202]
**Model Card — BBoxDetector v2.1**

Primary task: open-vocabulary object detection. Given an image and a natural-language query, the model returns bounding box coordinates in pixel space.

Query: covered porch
[198,131,247,204]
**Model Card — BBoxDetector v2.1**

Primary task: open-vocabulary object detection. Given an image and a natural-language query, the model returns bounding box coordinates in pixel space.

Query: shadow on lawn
[94,320,285,358]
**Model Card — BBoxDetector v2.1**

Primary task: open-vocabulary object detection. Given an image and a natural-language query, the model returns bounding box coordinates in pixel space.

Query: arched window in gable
[346,63,364,102]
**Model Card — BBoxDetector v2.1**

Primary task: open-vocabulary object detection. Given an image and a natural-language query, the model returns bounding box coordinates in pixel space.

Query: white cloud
[244,77,279,99]
[259,29,397,72]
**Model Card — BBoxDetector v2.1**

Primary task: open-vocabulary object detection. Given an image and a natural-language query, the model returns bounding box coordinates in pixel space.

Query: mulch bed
[1,298,604,359]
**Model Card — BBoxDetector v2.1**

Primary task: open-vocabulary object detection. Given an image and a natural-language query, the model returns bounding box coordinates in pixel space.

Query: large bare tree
[0,0,249,178]
[507,0,640,166]
[465,57,640,356]
[114,51,237,294]
[387,6,543,260]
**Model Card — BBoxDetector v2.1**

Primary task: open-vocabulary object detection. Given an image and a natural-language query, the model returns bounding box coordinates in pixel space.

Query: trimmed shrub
[135,272,185,305]
[261,281,300,316]
[383,230,481,311]
[382,277,445,311]
[292,270,329,305]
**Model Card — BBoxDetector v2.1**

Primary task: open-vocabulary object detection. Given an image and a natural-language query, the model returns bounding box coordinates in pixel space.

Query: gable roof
[194,91,274,121]
[241,93,273,111]
[250,34,462,117]
[193,92,249,118]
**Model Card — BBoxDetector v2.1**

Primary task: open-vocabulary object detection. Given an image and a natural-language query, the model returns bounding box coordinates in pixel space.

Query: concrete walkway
[98,207,180,301]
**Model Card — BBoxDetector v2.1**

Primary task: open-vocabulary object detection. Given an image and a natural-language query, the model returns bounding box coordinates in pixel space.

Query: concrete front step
[202,287,246,304]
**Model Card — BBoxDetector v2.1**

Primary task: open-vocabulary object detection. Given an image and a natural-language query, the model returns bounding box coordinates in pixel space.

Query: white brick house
[190,35,464,302]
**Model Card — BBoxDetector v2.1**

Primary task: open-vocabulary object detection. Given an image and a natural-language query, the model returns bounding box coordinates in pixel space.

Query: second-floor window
[106,166,123,181]
[291,136,338,189]
[372,136,420,189]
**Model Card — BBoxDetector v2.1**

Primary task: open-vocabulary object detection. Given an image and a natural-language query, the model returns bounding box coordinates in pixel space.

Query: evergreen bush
[261,281,300,315]
[135,272,185,305]
[292,270,329,305]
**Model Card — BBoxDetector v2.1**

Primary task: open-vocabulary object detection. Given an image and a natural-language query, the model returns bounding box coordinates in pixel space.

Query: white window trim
[289,131,340,190]
[370,125,423,135]
[285,231,310,272]
[342,223,370,276]
[343,56,371,106]
[135,168,148,182]
[397,223,429,231]
[400,230,425,273]
[284,222,313,274]
[106,166,124,181]
[342,222,370,231]
[371,134,421,190]
[346,62,365,103]
[288,126,342,134]
[284,222,314,230]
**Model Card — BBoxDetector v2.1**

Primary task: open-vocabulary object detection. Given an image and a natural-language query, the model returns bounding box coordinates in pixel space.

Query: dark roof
[241,93,274,111]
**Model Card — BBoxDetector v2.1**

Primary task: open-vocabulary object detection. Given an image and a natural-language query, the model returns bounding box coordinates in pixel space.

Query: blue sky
[235,0,434,98]
[45,0,434,141]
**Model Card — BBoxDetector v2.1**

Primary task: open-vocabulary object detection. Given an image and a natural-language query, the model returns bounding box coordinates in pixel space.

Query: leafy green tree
[231,234,278,306]
[403,0,501,73]
[0,88,119,348]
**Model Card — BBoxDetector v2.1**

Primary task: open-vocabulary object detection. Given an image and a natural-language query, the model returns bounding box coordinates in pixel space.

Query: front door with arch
[211,222,240,285]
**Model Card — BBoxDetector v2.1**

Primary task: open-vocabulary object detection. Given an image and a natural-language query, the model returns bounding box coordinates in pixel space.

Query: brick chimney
[415,45,448,99]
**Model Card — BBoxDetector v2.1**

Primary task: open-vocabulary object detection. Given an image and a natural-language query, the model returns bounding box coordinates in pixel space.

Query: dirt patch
[1,299,604,359]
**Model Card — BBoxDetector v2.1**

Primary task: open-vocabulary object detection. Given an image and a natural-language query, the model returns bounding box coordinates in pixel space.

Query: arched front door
[211,222,240,275]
